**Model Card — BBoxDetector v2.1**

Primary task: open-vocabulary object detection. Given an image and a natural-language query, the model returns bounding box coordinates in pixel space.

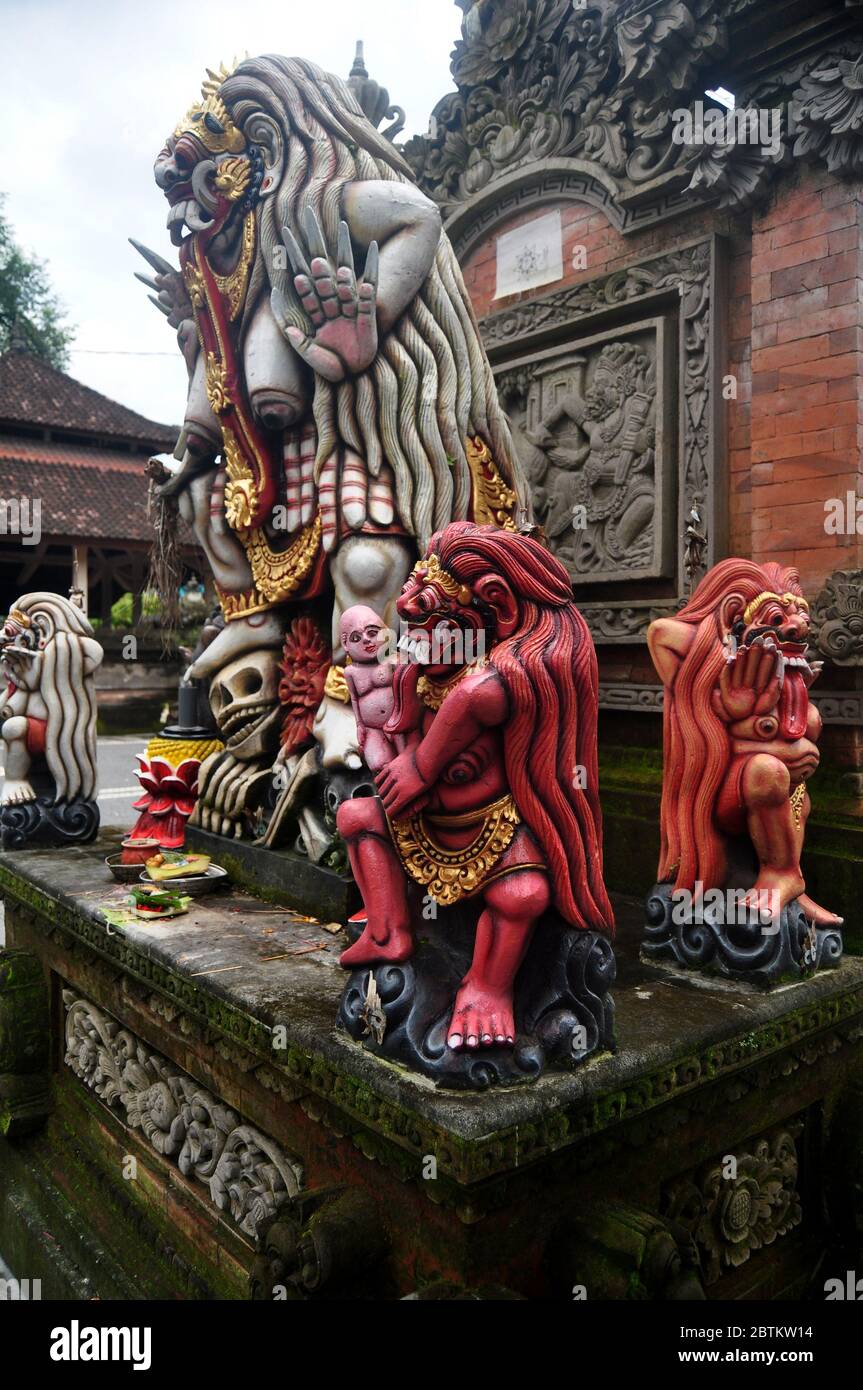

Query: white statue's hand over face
[278,208,378,382]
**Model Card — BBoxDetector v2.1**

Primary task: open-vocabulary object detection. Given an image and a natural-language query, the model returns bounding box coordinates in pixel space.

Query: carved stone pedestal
[1,834,862,1300]
[0,797,99,850]
[339,908,615,1088]
[644,881,843,987]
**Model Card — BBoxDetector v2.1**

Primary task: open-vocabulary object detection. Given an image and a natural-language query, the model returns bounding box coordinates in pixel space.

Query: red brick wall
[463,167,862,598]
[747,166,863,590]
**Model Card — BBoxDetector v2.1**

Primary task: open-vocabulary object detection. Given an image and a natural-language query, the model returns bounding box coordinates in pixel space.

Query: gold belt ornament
[390,793,520,906]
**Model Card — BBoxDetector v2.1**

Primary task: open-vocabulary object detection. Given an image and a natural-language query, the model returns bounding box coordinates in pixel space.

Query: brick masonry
[462,165,863,598]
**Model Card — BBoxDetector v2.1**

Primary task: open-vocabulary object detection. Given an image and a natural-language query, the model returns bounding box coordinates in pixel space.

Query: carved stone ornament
[498,319,669,585]
[63,990,302,1240]
[405,3,863,223]
[490,238,720,634]
[346,41,405,141]
[663,1124,803,1285]
[792,54,863,177]
[809,570,863,666]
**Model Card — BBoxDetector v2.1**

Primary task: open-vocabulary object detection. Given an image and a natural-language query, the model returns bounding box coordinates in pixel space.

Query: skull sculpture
[191,649,282,838]
[209,650,281,760]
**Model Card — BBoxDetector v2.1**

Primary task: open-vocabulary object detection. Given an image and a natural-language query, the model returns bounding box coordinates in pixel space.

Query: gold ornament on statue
[409,552,472,605]
[390,793,521,906]
[324,664,351,704]
[205,353,230,414]
[173,60,246,156]
[211,212,255,319]
[467,436,518,531]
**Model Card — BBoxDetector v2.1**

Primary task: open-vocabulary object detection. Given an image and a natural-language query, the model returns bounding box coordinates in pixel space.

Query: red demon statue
[645,558,843,984]
[336,522,615,1086]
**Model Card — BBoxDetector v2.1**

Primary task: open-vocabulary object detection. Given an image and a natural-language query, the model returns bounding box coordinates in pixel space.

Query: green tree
[0,196,73,368]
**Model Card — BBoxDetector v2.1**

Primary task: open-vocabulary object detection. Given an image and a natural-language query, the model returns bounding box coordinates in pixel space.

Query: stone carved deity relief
[498,319,673,586]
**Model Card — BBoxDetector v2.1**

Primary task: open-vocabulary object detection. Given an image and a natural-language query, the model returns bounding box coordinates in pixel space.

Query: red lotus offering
[130,756,201,849]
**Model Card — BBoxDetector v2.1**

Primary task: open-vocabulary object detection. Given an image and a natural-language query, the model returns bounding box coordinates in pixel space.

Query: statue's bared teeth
[185,199,213,232]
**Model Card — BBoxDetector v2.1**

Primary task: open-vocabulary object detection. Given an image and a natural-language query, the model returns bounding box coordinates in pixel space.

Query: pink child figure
[341,605,409,773]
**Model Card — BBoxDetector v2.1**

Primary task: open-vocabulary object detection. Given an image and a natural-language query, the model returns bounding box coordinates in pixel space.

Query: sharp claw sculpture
[129,237,193,331]
[128,237,175,276]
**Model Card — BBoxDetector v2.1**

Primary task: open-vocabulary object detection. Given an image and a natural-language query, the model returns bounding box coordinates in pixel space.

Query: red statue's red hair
[433,523,614,934]
[659,558,805,893]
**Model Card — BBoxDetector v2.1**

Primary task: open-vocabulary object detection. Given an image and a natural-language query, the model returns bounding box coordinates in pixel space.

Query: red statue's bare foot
[740,868,804,918]
[447,979,515,1049]
[340,923,413,967]
[797,893,843,928]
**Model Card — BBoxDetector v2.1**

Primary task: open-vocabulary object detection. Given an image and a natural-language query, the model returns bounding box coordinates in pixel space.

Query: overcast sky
[3,0,458,429]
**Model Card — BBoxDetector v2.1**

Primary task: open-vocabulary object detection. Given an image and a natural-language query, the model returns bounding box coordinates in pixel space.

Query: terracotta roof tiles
[0,438,172,542]
[0,348,177,448]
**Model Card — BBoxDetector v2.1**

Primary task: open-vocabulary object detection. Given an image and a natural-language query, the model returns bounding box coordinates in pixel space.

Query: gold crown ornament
[410,553,472,606]
[742,591,810,626]
[173,60,246,156]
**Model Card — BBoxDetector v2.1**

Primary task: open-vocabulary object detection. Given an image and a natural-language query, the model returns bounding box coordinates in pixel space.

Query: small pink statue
[341,605,408,773]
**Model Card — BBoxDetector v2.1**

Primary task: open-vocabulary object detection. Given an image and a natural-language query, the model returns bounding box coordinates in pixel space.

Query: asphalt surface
[0,734,147,833]
[91,734,150,830]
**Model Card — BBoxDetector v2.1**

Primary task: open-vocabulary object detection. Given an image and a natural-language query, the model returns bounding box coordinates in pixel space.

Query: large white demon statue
[135,54,528,845]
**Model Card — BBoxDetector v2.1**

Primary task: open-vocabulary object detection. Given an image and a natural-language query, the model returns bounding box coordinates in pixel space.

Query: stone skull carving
[209,649,281,760]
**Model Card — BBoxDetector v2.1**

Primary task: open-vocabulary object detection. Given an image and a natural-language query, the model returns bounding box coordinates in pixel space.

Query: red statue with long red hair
[646,558,843,983]
[337,521,615,1086]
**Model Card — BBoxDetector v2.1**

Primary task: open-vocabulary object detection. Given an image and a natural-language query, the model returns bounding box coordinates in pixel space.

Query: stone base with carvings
[1,831,863,1300]
[643,881,843,987]
[0,796,99,850]
[338,911,615,1089]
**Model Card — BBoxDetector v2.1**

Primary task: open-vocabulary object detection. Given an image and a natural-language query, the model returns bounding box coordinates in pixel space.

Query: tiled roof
[0,348,177,448]
[0,437,168,542]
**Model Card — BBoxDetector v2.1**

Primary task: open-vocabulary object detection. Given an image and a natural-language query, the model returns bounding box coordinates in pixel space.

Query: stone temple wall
[402,0,863,897]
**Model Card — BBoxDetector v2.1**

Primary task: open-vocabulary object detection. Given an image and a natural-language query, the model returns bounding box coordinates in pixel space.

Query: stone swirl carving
[63,990,302,1239]
[809,570,863,666]
[405,2,863,223]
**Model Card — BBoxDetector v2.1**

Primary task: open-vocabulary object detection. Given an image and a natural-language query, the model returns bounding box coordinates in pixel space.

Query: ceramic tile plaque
[494,210,563,299]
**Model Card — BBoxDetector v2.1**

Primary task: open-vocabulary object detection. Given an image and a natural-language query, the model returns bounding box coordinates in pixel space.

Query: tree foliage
[0,196,73,368]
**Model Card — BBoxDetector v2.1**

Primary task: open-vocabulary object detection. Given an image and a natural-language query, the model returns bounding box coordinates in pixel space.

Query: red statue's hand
[376,751,430,820]
[718,640,781,721]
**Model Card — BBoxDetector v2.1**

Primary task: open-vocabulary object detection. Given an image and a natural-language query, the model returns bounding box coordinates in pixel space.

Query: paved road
[92,734,150,831]
[0,734,148,833]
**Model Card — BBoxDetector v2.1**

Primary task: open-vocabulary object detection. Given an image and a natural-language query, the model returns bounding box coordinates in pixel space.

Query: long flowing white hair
[15,593,102,802]
[222,54,527,548]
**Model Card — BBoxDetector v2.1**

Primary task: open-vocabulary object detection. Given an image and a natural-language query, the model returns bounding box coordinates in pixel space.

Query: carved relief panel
[481,236,726,642]
[499,317,674,586]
